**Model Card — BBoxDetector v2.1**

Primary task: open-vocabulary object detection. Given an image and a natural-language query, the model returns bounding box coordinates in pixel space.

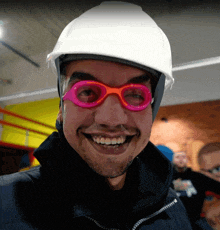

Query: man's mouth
[83,133,134,151]
[84,134,134,146]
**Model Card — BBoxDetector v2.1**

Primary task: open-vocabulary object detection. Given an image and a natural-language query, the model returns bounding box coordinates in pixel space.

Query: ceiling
[0,0,220,108]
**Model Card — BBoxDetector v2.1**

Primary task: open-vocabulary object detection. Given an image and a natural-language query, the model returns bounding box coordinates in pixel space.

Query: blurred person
[198,142,220,183]
[198,142,220,230]
[0,2,195,230]
[172,151,220,229]
[201,191,220,230]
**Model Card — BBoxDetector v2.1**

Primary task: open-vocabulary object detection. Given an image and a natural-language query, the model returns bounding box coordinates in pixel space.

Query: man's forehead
[60,56,160,77]
[200,151,220,170]
[65,59,148,76]
[64,60,156,87]
[200,151,220,160]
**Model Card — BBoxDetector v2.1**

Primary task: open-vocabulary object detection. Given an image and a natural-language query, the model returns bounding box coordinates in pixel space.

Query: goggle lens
[123,87,146,107]
[77,84,102,103]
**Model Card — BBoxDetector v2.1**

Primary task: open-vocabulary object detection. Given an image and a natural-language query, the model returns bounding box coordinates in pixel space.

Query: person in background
[198,142,220,183]
[0,2,194,229]
[172,151,220,230]
[198,142,220,230]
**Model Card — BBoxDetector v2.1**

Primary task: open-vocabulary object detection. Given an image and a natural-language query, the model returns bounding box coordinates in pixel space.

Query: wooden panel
[150,100,220,170]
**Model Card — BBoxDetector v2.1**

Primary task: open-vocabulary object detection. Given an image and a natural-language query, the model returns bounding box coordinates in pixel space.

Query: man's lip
[83,132,136,138]
[84,133,135,155]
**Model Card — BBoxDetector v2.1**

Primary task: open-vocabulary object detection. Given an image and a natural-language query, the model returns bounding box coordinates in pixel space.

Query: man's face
[199,151,220,183]
[173,152,188,169]
[61,60,153,178]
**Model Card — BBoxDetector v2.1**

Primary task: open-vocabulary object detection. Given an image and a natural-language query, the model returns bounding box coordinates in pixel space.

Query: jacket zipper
[131,198,178,230]
[85,199,177,230]
[85,216,120,230]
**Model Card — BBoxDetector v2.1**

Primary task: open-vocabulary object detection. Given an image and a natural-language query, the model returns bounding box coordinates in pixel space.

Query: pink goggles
[63,80,152,111]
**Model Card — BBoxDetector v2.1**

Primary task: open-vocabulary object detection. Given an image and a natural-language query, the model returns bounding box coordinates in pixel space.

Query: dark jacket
[172,167,220,222]
[0,124,193,230]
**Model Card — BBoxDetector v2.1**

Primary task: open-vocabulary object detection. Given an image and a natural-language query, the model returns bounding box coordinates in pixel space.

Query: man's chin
[87,158,134,179]
[104,170,127,179]
[94,166,128,178]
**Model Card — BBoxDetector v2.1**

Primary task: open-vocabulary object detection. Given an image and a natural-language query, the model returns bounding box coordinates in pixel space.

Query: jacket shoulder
[0,167,41,229]
[0,166,41,186]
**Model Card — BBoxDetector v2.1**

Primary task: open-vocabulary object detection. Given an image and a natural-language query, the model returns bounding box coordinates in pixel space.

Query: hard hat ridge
[75,1,159,28]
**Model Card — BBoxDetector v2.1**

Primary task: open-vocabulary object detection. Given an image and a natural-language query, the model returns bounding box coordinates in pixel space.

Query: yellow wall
[2,97,60,148]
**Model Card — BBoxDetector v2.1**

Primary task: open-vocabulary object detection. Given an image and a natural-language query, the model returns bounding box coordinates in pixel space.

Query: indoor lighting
[173,56,220,72]
[0,88,57,101]
[0,20,4,39]
[0,27,3,39]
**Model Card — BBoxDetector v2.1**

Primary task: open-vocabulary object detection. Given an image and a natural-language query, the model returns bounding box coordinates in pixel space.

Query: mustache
[78,123,140,136]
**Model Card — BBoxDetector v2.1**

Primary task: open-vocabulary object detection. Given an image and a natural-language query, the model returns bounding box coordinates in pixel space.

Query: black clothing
[0,123,193,229]
[172,167,220,222]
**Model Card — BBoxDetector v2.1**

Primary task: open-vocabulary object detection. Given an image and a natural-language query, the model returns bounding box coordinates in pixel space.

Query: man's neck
[106,173,127,190]
[175,165,187,173]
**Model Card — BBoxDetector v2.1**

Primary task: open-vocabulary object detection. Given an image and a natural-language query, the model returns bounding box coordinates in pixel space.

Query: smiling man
[60,60,154,190]
[0,2,196,230]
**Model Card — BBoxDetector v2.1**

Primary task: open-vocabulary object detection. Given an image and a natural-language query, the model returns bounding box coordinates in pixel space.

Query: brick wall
[150,100,220,171]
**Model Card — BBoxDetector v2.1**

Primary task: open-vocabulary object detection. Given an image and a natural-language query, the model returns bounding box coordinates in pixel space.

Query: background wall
[150,99,220,171]
[1,97,59,148]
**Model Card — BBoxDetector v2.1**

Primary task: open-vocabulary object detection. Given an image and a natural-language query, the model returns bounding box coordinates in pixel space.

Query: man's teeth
[92,136,126,145]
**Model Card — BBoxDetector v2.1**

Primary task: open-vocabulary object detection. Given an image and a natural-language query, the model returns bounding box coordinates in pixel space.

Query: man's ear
[57,106,63,123]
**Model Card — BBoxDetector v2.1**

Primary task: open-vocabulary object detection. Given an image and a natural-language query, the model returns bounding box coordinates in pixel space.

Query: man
[0,2,194,229]
[172,151,220,229]
[198,142,220,183]
[198,142,220,230]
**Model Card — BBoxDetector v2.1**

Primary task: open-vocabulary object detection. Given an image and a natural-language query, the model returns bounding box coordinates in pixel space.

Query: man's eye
[124,94,145,106]
[79,90,94,96]
[205,196,214,201]
[77,89,99,102]
[127,94,144,99]
[209,166,220,174]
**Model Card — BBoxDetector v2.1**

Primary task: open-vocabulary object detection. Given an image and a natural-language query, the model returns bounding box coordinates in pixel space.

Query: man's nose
[94,95,128,127]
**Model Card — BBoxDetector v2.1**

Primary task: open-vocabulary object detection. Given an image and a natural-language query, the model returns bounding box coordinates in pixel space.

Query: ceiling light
[0,27,3,39]
[173,56,220,72]
[0,20,4,39]
[0,88,57,101]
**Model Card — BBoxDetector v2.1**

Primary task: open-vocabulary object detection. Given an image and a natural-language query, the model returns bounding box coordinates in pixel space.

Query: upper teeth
[92,136,126,145]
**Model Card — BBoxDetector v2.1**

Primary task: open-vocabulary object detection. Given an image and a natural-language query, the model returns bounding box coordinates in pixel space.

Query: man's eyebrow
[209,165,220,171]
[201,164,220,172]
[127,75,151,84]
[68,72,98,85]
[68,72,151,85]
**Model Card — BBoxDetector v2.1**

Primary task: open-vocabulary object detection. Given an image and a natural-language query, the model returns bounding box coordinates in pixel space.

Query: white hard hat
[47,1,174,119]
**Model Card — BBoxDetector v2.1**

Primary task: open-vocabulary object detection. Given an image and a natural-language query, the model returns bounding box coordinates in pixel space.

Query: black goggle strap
[152,74,165,121]
[55,58,64,113]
